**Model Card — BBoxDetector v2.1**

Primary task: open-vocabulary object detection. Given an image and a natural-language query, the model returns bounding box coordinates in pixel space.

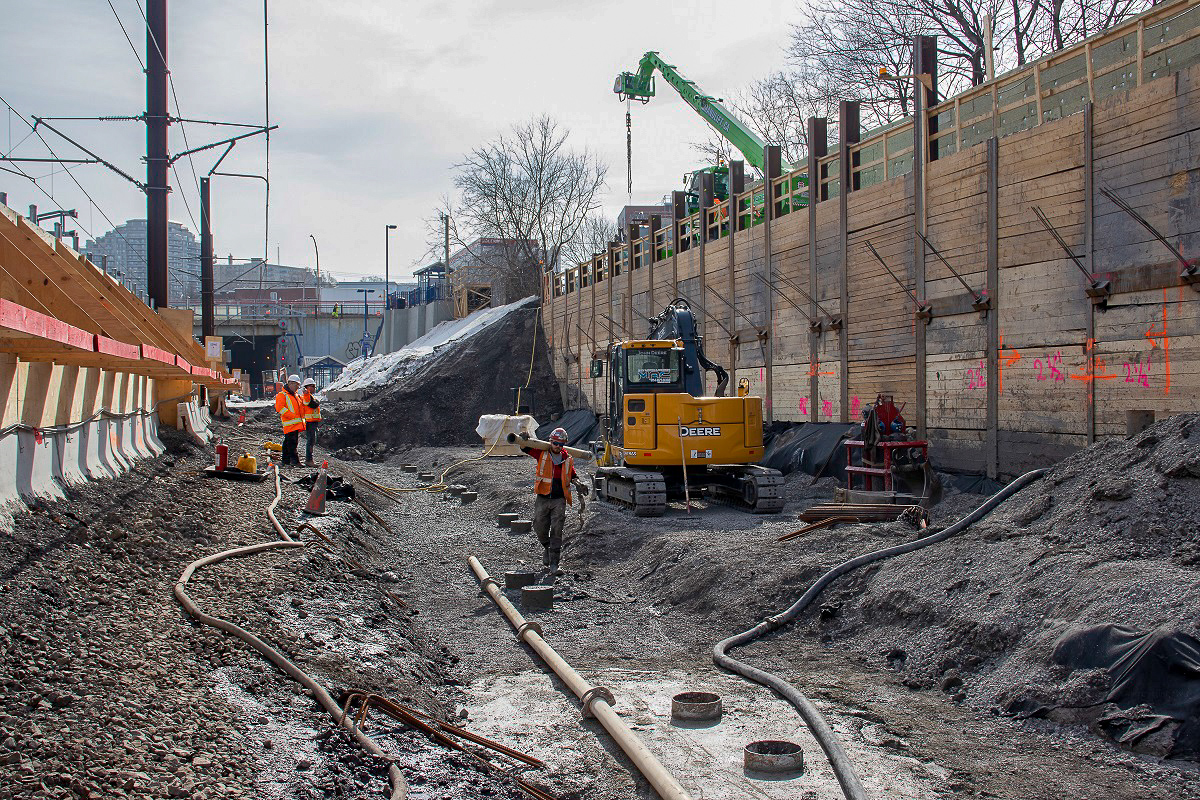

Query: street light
[309,234,320,308]
[384,223,398,352]
[356,288,374,359]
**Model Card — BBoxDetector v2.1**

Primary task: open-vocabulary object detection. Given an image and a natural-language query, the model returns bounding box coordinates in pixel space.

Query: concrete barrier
[16,429,64,502]
[52,429,87,487]
[0,433,20,509]
[77,418,115,479]
[143,413,166,456]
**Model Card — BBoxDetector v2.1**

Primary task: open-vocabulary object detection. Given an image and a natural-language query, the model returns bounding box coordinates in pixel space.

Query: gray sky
[1,1,799,283]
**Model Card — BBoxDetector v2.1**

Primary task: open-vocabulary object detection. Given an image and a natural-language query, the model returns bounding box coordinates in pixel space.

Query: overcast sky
[1,1,800,283]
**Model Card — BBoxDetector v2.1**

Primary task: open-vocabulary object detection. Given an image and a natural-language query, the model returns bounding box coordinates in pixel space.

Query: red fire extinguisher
[215,443,229,471]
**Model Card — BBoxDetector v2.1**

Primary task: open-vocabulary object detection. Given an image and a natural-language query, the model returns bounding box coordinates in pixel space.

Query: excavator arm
[647,298,728,397]
[614,51,793,173]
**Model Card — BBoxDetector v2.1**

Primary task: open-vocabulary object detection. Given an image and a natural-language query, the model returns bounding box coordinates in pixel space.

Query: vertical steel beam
[912,34,938,439]
[1084,103,1095,446]
[671,191,686,299]
[806,118,827,423]
[200,177,214,339]
[146,0,170,309]
[839,101,860,423]
[728,161,744,390]
[986,138,999,479]
[762,145,782,422]
[647,213,661,318]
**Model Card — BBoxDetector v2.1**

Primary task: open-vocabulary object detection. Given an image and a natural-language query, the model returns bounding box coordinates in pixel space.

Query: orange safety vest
[274,389,307,434]
[301,389,322,423]
[534,449,574,505]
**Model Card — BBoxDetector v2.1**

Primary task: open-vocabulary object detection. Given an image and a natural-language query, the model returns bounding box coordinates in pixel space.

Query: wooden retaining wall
[543,0,1200,478]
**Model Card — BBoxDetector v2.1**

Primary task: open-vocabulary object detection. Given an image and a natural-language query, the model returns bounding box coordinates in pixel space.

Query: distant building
[84,219,200,302]
[616,203,673,241]
[448,237,541,309]
[213,258,329,297]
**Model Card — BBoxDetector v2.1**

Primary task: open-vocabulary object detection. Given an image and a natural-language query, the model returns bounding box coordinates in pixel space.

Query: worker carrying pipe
[274,375,306,467]
[520,427,587,576]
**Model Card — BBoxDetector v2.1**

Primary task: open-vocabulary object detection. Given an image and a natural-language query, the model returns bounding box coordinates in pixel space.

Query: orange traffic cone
[304,460,328,516]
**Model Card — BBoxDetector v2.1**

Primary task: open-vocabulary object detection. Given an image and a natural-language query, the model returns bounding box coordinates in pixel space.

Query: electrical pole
[200,177,215,339]
[146,0,170,310]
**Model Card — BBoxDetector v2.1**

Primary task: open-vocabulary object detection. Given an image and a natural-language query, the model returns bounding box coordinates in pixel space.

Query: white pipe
[468,555,693,800]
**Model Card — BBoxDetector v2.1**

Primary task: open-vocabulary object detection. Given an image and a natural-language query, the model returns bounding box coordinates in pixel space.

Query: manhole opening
[746,740,802,756]
[673,692,720,705]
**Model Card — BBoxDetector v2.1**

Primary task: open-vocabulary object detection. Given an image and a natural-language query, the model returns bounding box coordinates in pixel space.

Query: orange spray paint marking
[1144,289,1170,395]
[997,333,1021,395]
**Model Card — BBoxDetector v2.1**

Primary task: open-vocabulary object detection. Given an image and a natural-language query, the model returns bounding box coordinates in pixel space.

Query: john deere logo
[681,426,721,437]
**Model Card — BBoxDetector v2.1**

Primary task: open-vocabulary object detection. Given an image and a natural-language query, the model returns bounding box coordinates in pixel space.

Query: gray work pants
[532,495,567,563]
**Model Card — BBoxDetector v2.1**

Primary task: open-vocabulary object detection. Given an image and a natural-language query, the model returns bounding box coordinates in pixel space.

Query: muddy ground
[2,410,1197,799]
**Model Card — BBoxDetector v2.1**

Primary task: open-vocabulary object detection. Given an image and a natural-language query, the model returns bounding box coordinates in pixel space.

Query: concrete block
[99,417,130,474]
[143,413,166,456]
[52,429,87,487]
[78,418,115,479]
[16,429,64,502]
[0,432,20,508]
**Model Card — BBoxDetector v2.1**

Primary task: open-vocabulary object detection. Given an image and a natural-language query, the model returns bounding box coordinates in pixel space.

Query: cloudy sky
[1,1,800,283]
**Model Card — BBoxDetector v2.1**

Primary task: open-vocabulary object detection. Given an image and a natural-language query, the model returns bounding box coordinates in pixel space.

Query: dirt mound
[320,305,563,452]
[803,413,1200,758]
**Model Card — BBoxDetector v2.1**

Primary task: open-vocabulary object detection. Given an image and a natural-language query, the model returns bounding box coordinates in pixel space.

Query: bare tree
[559,213,620,269]
[787,0,1150,127]
[429,116,608,300]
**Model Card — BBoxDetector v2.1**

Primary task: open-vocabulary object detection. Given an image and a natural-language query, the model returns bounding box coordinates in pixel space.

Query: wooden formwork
[543,0,1200,478]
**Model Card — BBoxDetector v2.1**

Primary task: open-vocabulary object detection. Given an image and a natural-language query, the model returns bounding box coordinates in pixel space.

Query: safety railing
[653,226,674,260]
[773,169,811,216]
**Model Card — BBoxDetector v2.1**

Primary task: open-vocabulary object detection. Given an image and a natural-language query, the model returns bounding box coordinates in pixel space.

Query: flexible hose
[714,468,1048,800]
[173,466,407,799]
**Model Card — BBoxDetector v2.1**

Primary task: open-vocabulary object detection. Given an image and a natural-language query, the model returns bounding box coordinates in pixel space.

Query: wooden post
[839,101,860,423]
[986,137,999,479]
[807,117,828,423]
[912,34,938,439]
[762,145,782,423]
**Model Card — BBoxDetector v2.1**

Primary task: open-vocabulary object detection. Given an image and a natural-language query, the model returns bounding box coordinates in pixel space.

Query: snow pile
[323,296,538,394]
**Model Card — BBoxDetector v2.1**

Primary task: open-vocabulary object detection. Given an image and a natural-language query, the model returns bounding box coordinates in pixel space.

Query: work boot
[548,550,561,576]
[542,547,551,567]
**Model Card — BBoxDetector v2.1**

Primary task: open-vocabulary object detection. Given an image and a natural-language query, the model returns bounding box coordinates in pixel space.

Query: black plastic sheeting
[539,409,600,448]
[1052,624,1200,758]
[761,422,861,479]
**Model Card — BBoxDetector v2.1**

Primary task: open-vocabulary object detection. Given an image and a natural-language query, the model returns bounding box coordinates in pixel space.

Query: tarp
[761,422,860,479]
[1053,624,1200,757]
[538,409,599,449]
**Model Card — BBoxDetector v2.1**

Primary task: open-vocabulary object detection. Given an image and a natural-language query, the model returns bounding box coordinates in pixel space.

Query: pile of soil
[320,305,562,454]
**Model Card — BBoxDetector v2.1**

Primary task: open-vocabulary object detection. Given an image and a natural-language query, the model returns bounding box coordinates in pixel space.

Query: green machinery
[614,51,803,212]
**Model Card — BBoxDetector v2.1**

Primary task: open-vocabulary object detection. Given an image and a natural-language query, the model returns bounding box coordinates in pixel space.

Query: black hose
[713,468,1048,800]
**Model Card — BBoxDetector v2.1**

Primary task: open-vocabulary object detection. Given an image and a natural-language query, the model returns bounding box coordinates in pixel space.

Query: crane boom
[614,51,793,173]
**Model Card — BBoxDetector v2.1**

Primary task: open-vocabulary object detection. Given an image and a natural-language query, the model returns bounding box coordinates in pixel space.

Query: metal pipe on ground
[506,432,593,461]
[173,466,407,800]
[468,555,693,800]
[714,468,1049,800]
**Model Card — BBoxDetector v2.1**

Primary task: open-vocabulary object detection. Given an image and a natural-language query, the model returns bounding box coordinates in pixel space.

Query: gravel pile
[0,423,529,799]
[320,305,562,454]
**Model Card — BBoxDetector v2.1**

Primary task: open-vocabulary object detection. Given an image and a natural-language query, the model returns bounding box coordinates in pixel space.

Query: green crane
[615,51,800,212]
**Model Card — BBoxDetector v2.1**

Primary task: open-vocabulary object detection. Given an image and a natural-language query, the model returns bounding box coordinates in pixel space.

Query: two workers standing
[274,375,323,467]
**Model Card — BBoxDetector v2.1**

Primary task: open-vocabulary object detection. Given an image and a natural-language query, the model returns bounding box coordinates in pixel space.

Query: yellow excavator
[594,299,784,516]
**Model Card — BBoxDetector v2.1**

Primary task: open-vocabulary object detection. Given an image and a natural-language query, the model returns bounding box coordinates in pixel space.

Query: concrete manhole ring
[744,740,804,775]
[671,691,722,722]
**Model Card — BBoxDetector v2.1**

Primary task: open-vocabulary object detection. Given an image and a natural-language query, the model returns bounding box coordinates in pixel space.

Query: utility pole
[200,177,215,339]
[384,223,397,353]
[146,0,170,309]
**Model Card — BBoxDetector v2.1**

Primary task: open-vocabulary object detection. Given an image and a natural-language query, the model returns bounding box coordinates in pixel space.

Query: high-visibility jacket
[274,389,307,434]
[301,389,322,423]
[533,449,575,505]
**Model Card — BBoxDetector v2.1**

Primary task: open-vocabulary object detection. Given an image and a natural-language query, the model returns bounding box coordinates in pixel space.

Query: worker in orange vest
[300,377,322,467]
[273,374,306,466]
[522,427,585,574]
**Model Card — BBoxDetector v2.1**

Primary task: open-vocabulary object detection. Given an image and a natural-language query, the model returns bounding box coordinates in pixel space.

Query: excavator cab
[683,165,729,214]
[594,300,784,516]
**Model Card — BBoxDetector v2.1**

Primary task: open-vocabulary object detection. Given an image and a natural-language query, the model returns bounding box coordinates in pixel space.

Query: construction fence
[543,0,1200,478]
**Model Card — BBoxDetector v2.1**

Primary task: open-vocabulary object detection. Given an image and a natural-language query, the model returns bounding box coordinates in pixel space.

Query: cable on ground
[713,468,1048,800]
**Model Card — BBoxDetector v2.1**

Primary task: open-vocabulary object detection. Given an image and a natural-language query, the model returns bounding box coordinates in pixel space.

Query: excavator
[614,51,804,214]
[594,299,785,516]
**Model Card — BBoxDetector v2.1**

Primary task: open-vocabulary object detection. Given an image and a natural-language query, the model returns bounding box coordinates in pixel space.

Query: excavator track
[705,465,786,514]
[595,467,668,517]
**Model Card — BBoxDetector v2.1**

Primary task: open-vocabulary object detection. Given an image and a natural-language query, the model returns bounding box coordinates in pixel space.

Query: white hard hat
[287,374,300,383]
[302,377,316,387]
